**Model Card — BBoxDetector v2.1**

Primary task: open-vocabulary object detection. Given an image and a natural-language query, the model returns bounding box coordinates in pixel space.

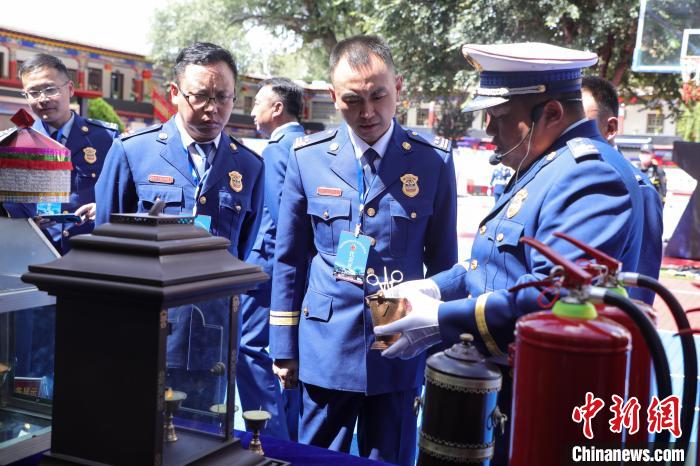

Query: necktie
[190,142,214,176]
[51,130,63,144]
[197,142,215,171]
[362,148,379,186]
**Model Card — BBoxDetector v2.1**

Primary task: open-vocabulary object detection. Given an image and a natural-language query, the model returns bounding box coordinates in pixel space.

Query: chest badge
[400,174,419,198]
[229,171,243,192]
[83,147,97,164]
[506,188,528,219]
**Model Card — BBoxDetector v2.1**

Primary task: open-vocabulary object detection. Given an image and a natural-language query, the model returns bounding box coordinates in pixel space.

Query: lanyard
[355,158,369,237]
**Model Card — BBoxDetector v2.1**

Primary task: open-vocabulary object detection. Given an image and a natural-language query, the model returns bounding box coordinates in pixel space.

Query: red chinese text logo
[572,393,682,439]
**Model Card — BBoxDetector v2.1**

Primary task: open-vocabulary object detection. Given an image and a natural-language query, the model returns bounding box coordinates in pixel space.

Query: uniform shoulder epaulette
[86,118,119,132]
[229,135,262,160]
[293,129,337,150]
[120,123,163,141]
[566,137,601,161]
[406,130,451,152]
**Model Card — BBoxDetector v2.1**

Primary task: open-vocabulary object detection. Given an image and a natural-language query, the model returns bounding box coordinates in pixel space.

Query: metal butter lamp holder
[242,409,271,455]
[163,387,187,442]
[365,267,407,350]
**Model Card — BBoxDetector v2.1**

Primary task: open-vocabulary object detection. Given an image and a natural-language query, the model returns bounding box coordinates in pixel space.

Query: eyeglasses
[21,81,70,100]
[177,86,237,109]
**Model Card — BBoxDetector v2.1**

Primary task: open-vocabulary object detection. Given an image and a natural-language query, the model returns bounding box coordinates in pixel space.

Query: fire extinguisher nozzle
[617,271,640,286]
[587,286,607,302]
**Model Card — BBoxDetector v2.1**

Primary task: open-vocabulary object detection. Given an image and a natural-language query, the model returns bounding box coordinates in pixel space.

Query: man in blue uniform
[1,53,118,254]
[1,53,118,399]
[376,43,650,464]
[582,76,663,304]
[96,43,264,412]
[269,35,457,465]
[489,165,511,201]
[238,77,306,439]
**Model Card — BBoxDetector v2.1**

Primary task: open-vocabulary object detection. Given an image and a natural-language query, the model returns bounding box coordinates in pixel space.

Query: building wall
[619,101,676,136]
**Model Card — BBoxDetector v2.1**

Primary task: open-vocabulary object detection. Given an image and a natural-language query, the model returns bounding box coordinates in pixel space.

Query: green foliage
[677,102,700,142]
[87,98,124,133]
[149,0,687,134]
[149,0,252,75]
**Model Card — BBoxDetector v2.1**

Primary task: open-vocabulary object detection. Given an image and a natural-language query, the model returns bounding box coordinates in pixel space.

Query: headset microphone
[488,102,546,166]
[489,129,531,166]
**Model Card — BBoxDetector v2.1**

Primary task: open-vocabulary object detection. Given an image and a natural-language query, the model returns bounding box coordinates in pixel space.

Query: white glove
[382,278,441,300]
[374,291,442,359]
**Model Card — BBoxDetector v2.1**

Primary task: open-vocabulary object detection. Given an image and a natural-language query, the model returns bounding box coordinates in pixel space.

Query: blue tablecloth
[10,430,392,466]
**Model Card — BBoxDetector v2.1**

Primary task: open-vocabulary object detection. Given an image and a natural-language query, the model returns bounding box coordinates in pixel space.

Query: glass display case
[23,210,283,465]
[0,217,59,465]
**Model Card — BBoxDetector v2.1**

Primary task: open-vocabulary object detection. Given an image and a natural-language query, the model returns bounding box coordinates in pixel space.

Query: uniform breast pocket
[307,197,351,254]
[389,200,433,256]
[217,191,251,245]
[74,171,98,201]
[136,184,184,214]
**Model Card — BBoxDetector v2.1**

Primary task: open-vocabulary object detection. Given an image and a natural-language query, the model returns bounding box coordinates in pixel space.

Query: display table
[10,431,392,466]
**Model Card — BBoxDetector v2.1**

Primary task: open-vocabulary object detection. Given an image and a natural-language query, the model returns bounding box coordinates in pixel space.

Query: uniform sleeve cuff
[430,263,469,302]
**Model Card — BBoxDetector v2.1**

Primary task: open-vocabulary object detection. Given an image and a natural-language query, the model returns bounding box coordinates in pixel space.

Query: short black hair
[259,77,304,121]
[18,53,70,81]
[173,42,238,84]
[581,76,619,118]
[329,35,395,77]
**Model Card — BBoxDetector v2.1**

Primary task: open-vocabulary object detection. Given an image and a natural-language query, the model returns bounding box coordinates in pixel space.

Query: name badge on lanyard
[333,158,373,284]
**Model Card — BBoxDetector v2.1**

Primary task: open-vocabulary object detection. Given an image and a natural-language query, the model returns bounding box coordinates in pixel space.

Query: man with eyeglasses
[96,43,264,413]
[1,53,118,255]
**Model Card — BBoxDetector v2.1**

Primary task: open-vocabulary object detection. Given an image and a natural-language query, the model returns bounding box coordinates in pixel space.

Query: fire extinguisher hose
[618,272,697,457]
[590,287,673,451]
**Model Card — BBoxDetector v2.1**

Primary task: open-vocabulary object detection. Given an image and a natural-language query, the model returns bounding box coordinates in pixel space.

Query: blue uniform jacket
[95,117,265,372]
[629,171,663,304]
[3,113,118,253]
[95,117,263,260]
[270,122,458,394]
[249,123,306,280]
[432,120,648,357]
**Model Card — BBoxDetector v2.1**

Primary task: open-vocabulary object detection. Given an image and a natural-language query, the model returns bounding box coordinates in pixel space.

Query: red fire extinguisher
[555,232,697,458]
[552,232,656,446]
[507,236,674,466]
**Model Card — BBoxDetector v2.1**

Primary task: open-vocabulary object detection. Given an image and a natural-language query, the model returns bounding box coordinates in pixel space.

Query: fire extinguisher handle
[519,236,592,287]
[553,232,622,274]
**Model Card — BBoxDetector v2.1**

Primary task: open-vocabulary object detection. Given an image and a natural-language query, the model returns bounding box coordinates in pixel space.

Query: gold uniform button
[158,132,168,140]
[410,212,417,219]
[367,267,375,275]
[370,238,376,246]
[229,142,237,151]
[62,230,70,238]
[235,205,242,212]
[62,210,69,214]
[199,196,207,205]
[323,210,329,219]
[479,225,487,235]
[303,308,309,317]
[155,197,161,201]
[470,259,478,270]
[81,125,89,133]
[402,141,411,151]
[91,173,96,178]
[367,207,376,217]
[497,233,504,242]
